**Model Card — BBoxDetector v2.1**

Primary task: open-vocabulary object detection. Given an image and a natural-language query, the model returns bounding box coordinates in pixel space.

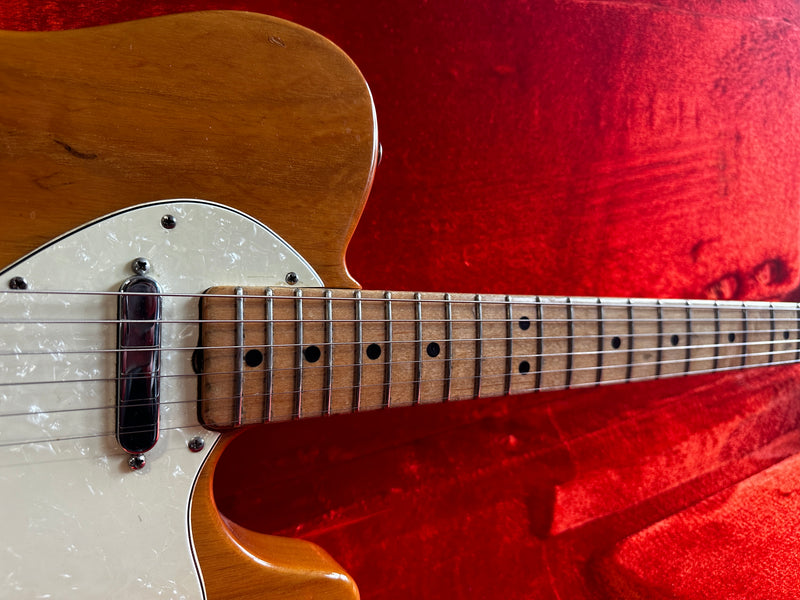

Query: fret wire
[293,288,303,419]
[264,288,274,422]
[323,289,333,416]
[504,295,512,396]
[741,303,748,368]
[233,287,244,427]
[384,291,392,408]
[444,293,453,402]
[713,301,721,372]
[565,298,574,388]
[595,299,604,384]
[414,292,423,405]
[769,303,776,364]
[474,294,483,398]
[353,290,363,412]
[626,299,634,382]
[656,300,664,378]
[796,306,800,362]
[683,301,692,374]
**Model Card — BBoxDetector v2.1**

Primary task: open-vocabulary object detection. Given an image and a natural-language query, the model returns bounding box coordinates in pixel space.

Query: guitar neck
[197,287,800,428]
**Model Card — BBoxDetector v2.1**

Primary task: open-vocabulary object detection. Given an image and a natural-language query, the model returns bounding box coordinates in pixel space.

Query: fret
[262,287,296,421]
[539,297,570,390]
[474,294,483,398]
[774,306,796,365]
[418,293,448,403]
[715,302,746,370]
[263,288,273,422]
[769,304,776,364]
[384,291,416,407]
[444,293,453,401]
[629,299,659,381]
[510,296,541,392]
[359,290,387,411]
[413,292,423,405]
[535,298,544,391]
[383,292,393,407]
[293,288,304,418]
[741,304,748,368]
[687,301,716,374]
[796,306,800,362]
[744,303,772,367]
[599,298,630,384]
[353,289,363,411]
[449,294,476,401]
[658,299,691,377]
[233,287,245,426]
[625,300,634,382]
[566,299,575,387]
[504,295,512,396]
[323,289,333,415]
[569,297,602,387]
[479,296,506,398]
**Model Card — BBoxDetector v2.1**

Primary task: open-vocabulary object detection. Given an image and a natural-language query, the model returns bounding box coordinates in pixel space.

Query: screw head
[9,276,28,290]
[128,454,146,471]
[161,214,177,230]
[285,272,299,285]
[188,436,205,453]
[132,257,150,275]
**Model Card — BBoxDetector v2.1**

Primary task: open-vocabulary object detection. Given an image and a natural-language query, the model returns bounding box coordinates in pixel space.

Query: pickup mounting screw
[188,436,205,452]
[128,454,146,471]
[161,214,177,230]
[285,272,299,285]
[9,276,28,290]
[132,257,150,275]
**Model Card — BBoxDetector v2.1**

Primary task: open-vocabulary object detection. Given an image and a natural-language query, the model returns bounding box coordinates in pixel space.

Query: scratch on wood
[53,139,98,160]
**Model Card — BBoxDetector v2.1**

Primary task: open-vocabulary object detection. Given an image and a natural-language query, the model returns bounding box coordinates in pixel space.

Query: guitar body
[0,11,376,599]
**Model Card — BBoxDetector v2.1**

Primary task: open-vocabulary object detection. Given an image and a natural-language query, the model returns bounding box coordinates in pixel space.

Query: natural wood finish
[0,11,378,287]
[190,434,360,600]
[199,288,800,428]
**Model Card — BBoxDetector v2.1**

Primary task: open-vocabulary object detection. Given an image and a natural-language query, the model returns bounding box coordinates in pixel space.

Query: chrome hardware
[8,276,28,290]
[131,257,150,275]
[187,437,205,453]
[128,454,146,471]
[285,271,299,285]
[160,214,177,229]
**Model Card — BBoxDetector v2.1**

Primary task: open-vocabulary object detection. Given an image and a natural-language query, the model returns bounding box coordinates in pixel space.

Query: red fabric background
[4,1,800,598]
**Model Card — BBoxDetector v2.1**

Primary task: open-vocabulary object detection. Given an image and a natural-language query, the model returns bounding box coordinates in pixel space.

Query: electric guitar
[1,11,797,599]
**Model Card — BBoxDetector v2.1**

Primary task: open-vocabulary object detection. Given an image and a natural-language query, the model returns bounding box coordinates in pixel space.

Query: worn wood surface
[0,10,378,287]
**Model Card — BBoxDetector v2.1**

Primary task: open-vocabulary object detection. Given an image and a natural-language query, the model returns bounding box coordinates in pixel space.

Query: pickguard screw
[161,214,177,230]
[9,276,28,290]
[132,257,150,275]
[188,436,205,453]
[128,454,146,471]
[285,272,299,285]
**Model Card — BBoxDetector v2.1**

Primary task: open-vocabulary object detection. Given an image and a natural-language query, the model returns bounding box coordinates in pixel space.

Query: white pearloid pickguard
[0,200,323,598]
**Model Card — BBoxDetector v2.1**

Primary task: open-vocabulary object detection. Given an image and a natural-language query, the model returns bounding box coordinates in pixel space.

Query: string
[0,322,796,363]
[3,350,798,449]
[1,340,797,419]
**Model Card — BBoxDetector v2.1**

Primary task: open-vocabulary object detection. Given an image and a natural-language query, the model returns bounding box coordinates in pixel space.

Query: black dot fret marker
[670,334,679,346]
[611,336,622,349]
[303,345,321,363]
[426,342,440,358]
[784,330,790,340]
[366,343,382,360]
[245,349,264,367]
[519,360,530,374]
[728,332,736,343]
[519,316,531,330]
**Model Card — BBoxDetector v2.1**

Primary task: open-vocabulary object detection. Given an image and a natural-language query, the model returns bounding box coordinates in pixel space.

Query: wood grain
[0,10,378,287]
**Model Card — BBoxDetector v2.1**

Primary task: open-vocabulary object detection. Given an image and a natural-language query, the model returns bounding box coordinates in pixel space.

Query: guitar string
[0,340,796,420]
[2,352,797,449]
[0,286,796,311]
[0,328,794,390]
[0,320,792,359]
